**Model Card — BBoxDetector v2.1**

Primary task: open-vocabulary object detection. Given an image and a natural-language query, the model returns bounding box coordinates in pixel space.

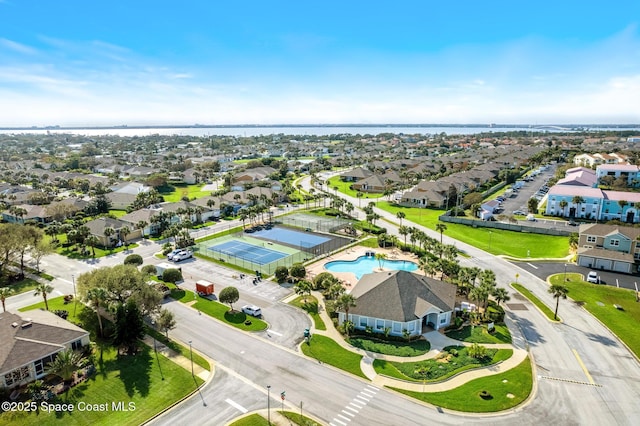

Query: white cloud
[0,38,37,55]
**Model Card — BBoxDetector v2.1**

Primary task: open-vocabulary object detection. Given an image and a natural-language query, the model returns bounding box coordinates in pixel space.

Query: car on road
[242,305,262,317]
[172,250,193,262]
[167,248,182,260]
[513,210,527,215]
[586,271,600,283]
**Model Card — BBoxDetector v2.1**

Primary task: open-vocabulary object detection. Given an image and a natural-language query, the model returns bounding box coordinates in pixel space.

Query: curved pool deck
[306,246,423,287]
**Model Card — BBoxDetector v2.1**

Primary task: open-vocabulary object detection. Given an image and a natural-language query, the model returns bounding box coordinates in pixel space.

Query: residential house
[479,199,500,220]
[576,224,640,273]
[1,310,90,389]
[1,204,51,224]
[105,192,138,210]
[84,217,130,247]
[339,167,373,183]
[337,270,456,337]
[596,164,640,188]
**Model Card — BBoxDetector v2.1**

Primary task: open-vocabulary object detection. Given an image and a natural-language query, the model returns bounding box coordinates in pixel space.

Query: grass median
[511,283,559,321]
[300,335,366,379]
[550,273,640,358]
[193,300,268,332]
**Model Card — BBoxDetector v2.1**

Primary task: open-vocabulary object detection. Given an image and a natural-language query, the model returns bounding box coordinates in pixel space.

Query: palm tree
[396,211,406,226]
[398,225,410,248]
[294,280,313,304]
[492,287,510,307]
[559,199,568,217]
[103,227,115,248]
[571,196,584,218]
[0,287,13,312]
[46,349,87,385]
[618,200,629,220]
[375,252,387,270]
[435,223,447,246]
[335,293,357,336]
[33,283,54,311]
[120,226,131,247]
[548,284,569,320]
[85,287,107,337]
[136,220,148,237]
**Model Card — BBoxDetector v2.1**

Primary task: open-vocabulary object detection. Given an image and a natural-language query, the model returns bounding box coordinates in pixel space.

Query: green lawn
[193,300,268,332]
[279,411,322,426]
[549,273,640,358]
[511,283,559,321]
[393,357,532,412]
[163,282,197,303]
[228,414,271,426]
[300,335,366,379]
[1,277,43,296]
[55,237,140,259]
[145,327,210,371]
[374,347,512,382]
[376,202,570,258]
[158,183,212,202]
[288,295,326,330]
[0,345,203,426]
[19,295,85,323]
[108,209,128,218]
[326,176,385,199]
[347,336,430,357]
[445,324,512,344]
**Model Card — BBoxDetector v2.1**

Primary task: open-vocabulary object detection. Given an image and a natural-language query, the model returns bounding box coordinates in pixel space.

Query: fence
[277,213,354,233]
[439,214,573,236]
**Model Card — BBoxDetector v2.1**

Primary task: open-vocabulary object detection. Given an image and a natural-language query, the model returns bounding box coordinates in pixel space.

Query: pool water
[325,256,418,280]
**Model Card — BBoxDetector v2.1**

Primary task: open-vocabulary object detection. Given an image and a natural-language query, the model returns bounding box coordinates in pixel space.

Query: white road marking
[527,263,538,269]
[344,405,359,413]
[357,393,371,400]
[349,401,363,409]
[224,398,247,413]
[341,410,355,417]
[354,396,368,404]
[361,389,376,397]
[337,414,351,422]
[268,329,283,336]
[331,419,347,426]
[366,385,379,392]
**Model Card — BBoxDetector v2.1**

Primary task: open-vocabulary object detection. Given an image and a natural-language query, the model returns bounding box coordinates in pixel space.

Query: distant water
[1,125,638,137]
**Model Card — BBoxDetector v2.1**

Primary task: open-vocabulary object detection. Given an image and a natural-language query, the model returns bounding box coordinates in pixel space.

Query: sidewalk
[141,335,211,381]
[308,290,528,393]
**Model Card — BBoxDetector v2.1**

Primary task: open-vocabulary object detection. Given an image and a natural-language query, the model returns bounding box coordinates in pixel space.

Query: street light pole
[188,340,194,376]
[564,264,568,282]
[72,274,77,317]
[488,231,492,251]
[267,385,271,425]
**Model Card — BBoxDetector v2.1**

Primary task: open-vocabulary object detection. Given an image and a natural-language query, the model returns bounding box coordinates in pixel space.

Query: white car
[167,249,182,260]
[586,271,600,284]
[172,250,193,262]
[241,305,262,317]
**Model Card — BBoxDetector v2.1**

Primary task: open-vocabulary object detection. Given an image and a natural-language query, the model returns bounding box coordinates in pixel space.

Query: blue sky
[1,1,639,126]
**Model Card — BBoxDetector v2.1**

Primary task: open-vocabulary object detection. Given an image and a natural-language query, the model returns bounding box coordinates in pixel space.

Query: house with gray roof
[577,224,640,273]
[0,310,90,389]
[338,270,456,337]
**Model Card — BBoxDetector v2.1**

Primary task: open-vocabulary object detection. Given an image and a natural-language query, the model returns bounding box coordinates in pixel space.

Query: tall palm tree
[558,199,568,217]
[85,287,107,337]
[103,227,115,248]
[136,220,148,237]
[294,280,313,304]
[0,287,13,312]
[34,283,54,311]
[396,211,406,226]
[492,287,510,307]
[336,293,357,336]
[548,284,569,320]
[85,235,99,257]
[571,196,584,219]
[375,252,387,270]
[435,223,447,246]
[398,225,410,248]
[120,226,131,247]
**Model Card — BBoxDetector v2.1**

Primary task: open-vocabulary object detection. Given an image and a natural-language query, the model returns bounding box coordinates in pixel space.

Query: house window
[34,354,55,376]
[71,339,82,351]
[392,322,401,332]
[610,239,620,247]
[634,251,640,260]
[376,319,384,330]
[586,236,596,243]
[4,366,30,386]
[439,316,447,324]
[360,318,367,327]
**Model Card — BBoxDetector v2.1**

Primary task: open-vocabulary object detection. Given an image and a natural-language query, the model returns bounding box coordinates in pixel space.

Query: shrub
[124,254,143,266]
[313,272,335,290]
[289,263,306,281]
[141,264,157,276]
[162,268,183,283]
[274,266,289,283]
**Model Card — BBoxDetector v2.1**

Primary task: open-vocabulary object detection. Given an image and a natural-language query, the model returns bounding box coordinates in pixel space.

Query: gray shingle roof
[346,271,456,322]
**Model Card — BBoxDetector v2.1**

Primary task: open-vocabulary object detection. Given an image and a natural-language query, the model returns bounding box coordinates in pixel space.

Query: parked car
[172,250,193,262]
[568,219,578,226]
[242,305,262,317]
[167,248,182,260]
[513,210,527,215]
[586,271,600,284]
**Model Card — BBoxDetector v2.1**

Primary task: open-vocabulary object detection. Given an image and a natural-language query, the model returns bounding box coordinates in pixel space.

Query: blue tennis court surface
[253,227,329,248]
[208,240,288,265]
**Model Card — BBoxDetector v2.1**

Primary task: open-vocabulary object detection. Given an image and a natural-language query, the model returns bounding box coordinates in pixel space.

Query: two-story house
[576,224,640,274]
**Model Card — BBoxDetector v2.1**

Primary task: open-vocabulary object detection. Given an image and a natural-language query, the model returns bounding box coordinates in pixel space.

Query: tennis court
[252,227,329,248]
[208,240,288,265]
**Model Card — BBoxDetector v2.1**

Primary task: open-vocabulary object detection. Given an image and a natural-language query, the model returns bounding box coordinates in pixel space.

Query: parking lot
[499,164,556,217]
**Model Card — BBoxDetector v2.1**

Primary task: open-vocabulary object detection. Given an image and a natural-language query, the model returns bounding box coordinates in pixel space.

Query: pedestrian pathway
[307,291,529,393]
[141,335,212,381]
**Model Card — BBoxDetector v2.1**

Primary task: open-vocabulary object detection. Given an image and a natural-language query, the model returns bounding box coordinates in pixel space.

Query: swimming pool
[325,255,418,280]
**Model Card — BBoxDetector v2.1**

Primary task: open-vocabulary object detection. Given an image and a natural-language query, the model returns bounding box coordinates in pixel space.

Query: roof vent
[11,322,19,328]
[21,321,33,329]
